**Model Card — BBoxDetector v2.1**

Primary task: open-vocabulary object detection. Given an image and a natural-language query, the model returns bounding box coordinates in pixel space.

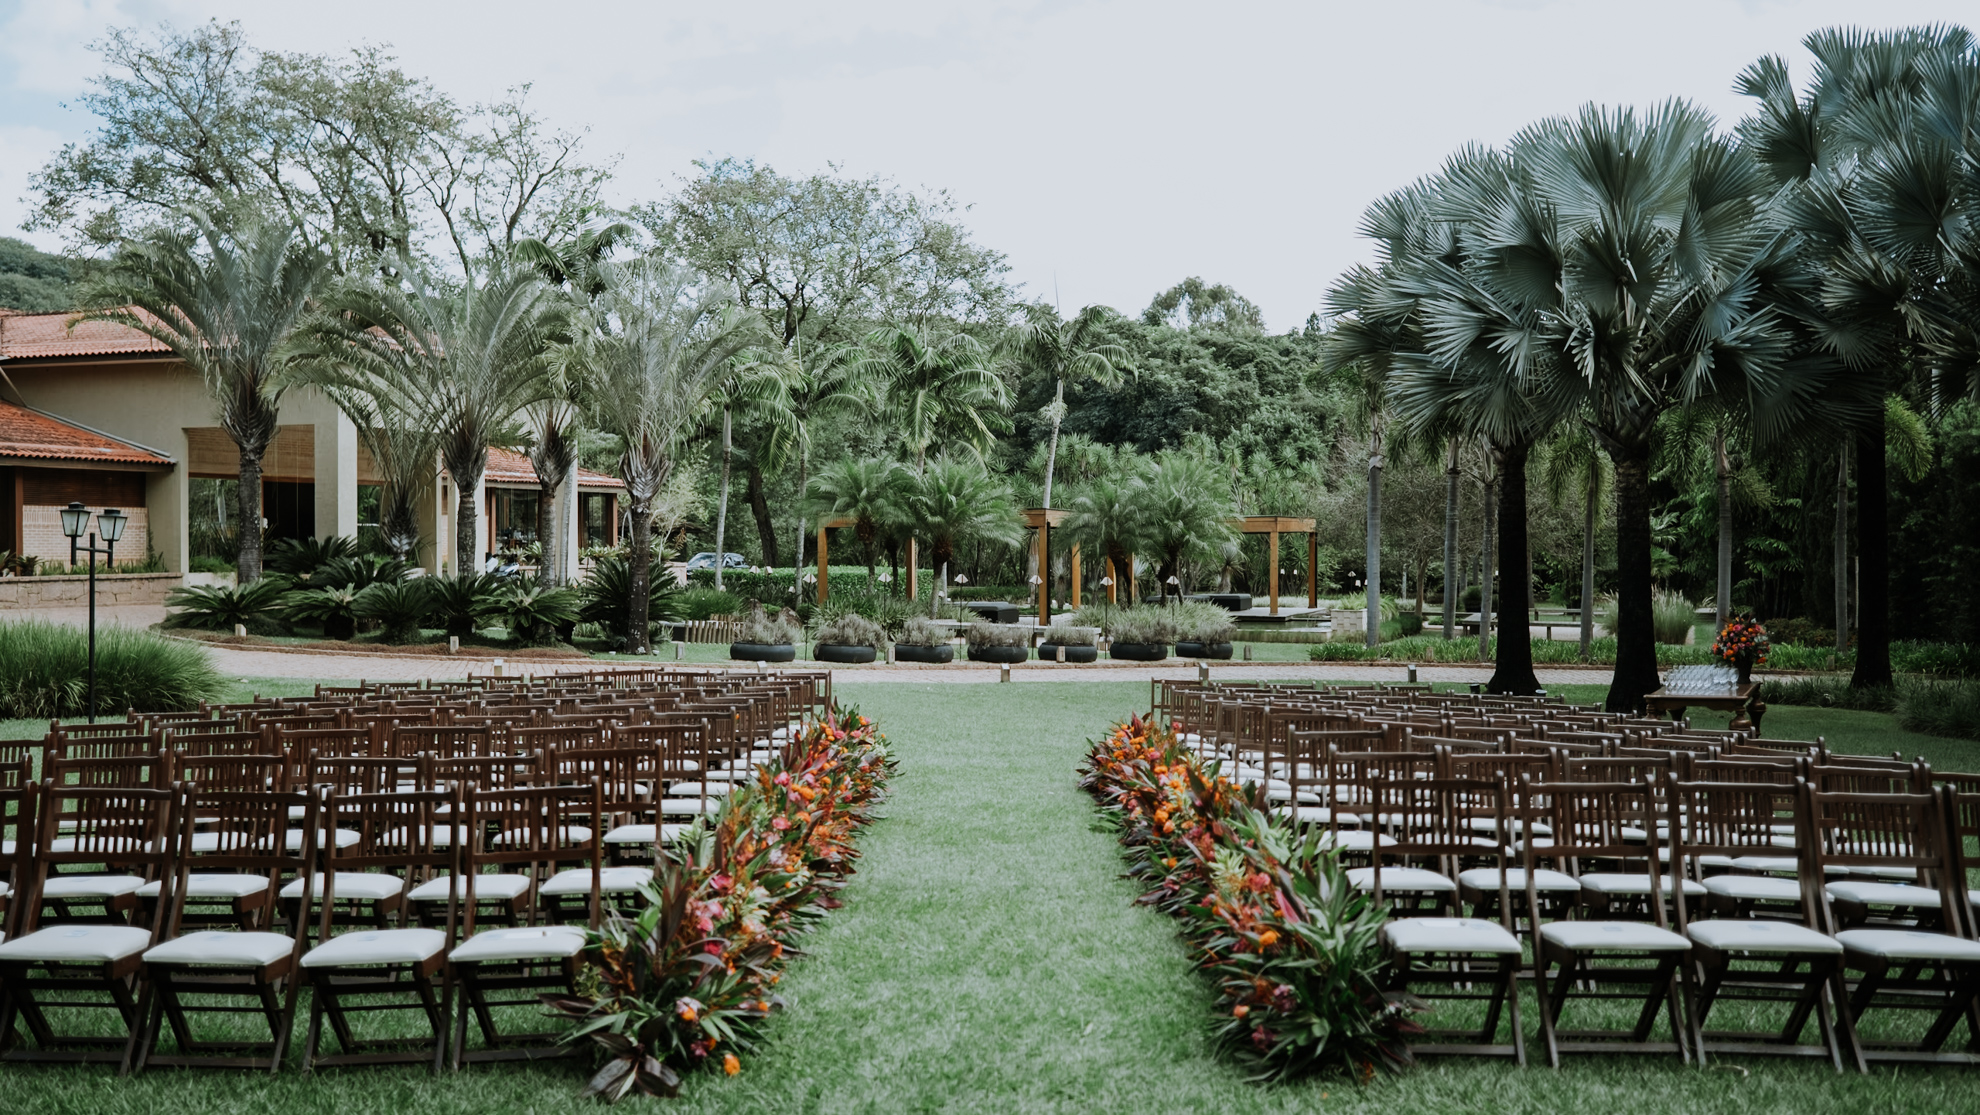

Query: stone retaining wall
[0,571,183,608]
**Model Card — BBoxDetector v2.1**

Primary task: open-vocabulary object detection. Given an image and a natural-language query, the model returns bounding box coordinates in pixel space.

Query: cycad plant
[426,573,508,638]
[497,579,581,647]
[282,584,363,640]
[806,456,908,586]
[163,578,291,633]
[353,580,433,644]
[900,456,1023,617]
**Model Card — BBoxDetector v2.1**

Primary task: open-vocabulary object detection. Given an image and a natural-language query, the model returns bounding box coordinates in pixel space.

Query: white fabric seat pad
[406,873,532,902]
[1836,929,1980,962]
[603,823,692,845]
[381,825,470,848]
[1703,875,1802,902]
[1315,830,1396,850]
[490,825,594,847]
[41,875,146,899]
[1271,805,1358,825]
[541,865,652,896]
[1539,921,1692,952]
[144,930,296,967]
[137,874,270,899]
[1346,866,1457,893]
[279,872,405,901]
[1579,873,1707,897]
[1384,917,1522,955]
[1457,867,1581,893]
[664,782,734,797]
[300,928,447,968]
[0,924,153,963]
[657,799,720,815]
[1826,881,1942,909]
[1686,919,1841,954]
[450,925,588,964]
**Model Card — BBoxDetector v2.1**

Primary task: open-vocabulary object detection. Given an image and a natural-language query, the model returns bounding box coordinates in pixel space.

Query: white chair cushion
[450,925,588,964]
[1271,805,1357,826]
[603,823,692,845]
[1842,864,1920,881]
[1578,873,1707,898]
[0,924,152,963]
[1457,867,1581,893]
[1703,875,1802,902]
[1825,881,1941,909]
[1686,919,1841,954]
[44,836,145,854]
[664,782,734,798]
[1346,866,1457,893]
[136,874,270,899]
[541,866,652,896]
[1315,830,1396,851]
[1539,921,1691,952]
[41,875,145,899]
[279,872,405,901]
[1463,816,1550,836]
[657,799,720,816]
[405,873,532,903]
[1836,929,1980,962]
[300,928,447,968]
[266,828,361,851]
[143,930,296,967]
[1383,917,1521,955]
[490,825,593,847]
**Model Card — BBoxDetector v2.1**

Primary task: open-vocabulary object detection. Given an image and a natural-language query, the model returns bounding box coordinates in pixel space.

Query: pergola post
[1268,531,1281,616]
[816,525,829,604]
[1125,552,1136,605]
[907,538,918,601]
[1307,532,1318,608]
[1070,545,1082,608]
[1105,557,1117,604]
[1036,520,1050,621]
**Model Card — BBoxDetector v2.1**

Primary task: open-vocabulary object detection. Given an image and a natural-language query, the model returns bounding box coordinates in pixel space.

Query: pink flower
[704,941,725,955]
[771,816,792,831]
[709,874,733,891]
[774,772,791,786]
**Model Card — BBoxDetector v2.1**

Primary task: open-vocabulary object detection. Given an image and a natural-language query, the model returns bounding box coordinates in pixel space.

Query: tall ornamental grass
[0,617,225,718]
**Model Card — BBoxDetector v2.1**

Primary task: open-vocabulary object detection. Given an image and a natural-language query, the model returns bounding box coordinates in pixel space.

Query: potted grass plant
[1037,622,1100,664]
[965,621,1030,664]
[731,604,800,663]
[813,613,888,665]
[1106,607,1172,662]
[892,616,955,664]
[1173,601,1236,660]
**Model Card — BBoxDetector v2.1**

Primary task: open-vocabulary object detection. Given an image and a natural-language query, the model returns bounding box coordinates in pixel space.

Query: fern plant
[498,580,581,647]
[163,577,291,633]
[282,584,364,640]
[353,579,432,644]
[427,573,508,638]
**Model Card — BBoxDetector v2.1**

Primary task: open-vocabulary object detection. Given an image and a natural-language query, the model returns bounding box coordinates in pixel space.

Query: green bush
[965,622,1029,648]
[495,580,581,647]
[266,535,359,579]
[1757,675,1897,712]
[163,577,291,633]
[1041,622,1098,647]
[580,555,684,650]
[1396,610,1424,637]
[1763,616,1835,648]
[814,613,889,651]
[1894,679,1980,740]
[188,555,235,575]
[281,584,363,640]
[0,617,225,717]
[1107,608,1177,646]
[736,604,801,646]
[1169,600,1235,643]
[1652,588,1696,645]
[311,554,409,591]
[426,573,507,638]
[676,587,743,622]
[688,567,934,602]
[812,590,918,636]
[353,580,432,644]
[895,617,950,648]
[1891,641,1980,678]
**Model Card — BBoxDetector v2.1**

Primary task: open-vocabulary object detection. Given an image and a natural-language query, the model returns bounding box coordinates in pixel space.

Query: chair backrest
[1519,776,1667,919]
[428,751,544,792]
[1809,762,1930,796]
[163,786,318,939]
[1664,777,1812,930]
[0,779,37,938]
[45,752,160,789]
[314,785,459,923]
[1562,754,1674,786]
[456,778,603,936]
[1682,754,1805,786]
[167,752,290,794]
[304,753,408,796]
[21,783,181,934]
[46,732,160,762]
[1799,782,1973,939]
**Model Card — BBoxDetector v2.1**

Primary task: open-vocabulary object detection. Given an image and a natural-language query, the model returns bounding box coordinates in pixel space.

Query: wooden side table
[1643,682,1766,733]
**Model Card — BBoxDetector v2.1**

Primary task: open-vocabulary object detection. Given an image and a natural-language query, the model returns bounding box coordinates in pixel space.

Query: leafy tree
[79,210,328,583]
[1006,303,1130,511]
[859,325,1009,468]
[900,456,1023,616]
[0,237,82,312]
[807,456,909,585]
[1064,468,1150,605]
[1141,277,1265,331]
[1136,452,1240,604]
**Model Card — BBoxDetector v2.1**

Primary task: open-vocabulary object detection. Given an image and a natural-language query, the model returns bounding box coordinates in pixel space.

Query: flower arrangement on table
[1710,616,1770,681]
[1078,715,1422,1082]
[544,708,895,1101]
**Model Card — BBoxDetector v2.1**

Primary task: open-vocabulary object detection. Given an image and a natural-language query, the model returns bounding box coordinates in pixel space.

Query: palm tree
[79,210,328,582]
[299,266,564,575]
[859,325,1010,469]
[1064,466,1150,605]
[1006,303,1130,510]
[705,355,788,589]
[573,258,763,649]
[307,377,438,564]
[900,456,1023,617]
[760,339,874,600]
[1136,451,1240,605]
[807,456,908,586]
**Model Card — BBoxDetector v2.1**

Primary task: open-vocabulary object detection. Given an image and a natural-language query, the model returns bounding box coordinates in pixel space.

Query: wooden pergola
[1023,507,1075,620]
[1229,516,1319,616]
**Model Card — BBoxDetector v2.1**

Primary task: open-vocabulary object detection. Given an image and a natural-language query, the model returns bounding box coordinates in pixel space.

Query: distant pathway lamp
[61,502,127,722]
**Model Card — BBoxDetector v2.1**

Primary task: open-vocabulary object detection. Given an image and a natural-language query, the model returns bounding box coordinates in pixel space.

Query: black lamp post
[59,501,127,723]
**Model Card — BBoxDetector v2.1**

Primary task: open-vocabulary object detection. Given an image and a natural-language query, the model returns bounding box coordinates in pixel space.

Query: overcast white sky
[3,0,1977,330]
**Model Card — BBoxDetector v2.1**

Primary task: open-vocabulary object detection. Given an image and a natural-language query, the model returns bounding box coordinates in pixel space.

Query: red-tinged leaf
[583,1056,634,1099]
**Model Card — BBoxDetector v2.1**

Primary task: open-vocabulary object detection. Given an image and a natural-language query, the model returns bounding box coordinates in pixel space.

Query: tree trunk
[1714,427,1732,630]
[1414,554,1426,619]
[1478,468,1497,664]
[1442,438,1459,641]
[1834,444,1849,654]
[714,408,732,590]
[1042,379,1065,511]
[1605,446,1659,712]
[1488,442,1540,694]
[626,503,653,653]
[453,455,486,578]
[791,450,808,605]
[1365,429,1384,650]
[236,446,267,584]
[1851,413,1892,688]
[535,470,562,584]
[1580,474,1596,661]
[745,461,779,568]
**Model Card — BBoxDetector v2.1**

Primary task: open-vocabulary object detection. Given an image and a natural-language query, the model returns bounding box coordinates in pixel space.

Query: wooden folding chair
[0,784,181,1069]
[129,787,319,1071]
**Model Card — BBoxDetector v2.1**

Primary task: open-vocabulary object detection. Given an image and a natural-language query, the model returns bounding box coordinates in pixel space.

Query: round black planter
[967,643,1029,664]
[1036,642,1099,664]
[730,642,796,663]
[1109,642,1169,662]
[893,643,954,664]
[814,643,877,664]
[1175,641,1234,660]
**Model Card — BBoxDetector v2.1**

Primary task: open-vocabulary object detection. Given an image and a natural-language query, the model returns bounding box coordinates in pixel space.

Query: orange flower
[1258,929,1280,948]
[1232,1004,1250,1019]
[722,1052,741,1076]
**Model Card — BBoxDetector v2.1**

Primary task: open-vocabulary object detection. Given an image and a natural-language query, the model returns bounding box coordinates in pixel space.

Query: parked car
[684,552,749,572]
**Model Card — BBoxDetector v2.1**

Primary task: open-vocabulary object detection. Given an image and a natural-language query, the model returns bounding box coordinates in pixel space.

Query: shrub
[813,590,917,636]
[736,604,801,646]
[497,580,581,647]
[580,555,685,650]
[426,573,508,638]
[188,555,234,575]
[353,579,433,644]
[676,586,743,622]
[1764,616,1835,648]
[0,617,225,717]
[1396,610,1424,637]
[1893,678,1980,740]
[1170,601,1235,644]
[894,617,950,647]
[964,622,1028,648]
[311,553,410,591]
[1758,675,1897,712]
[282,584,363,640]
[163,577,291,633]
[1891,641,1980,678]
[1652,588,1697,645]
[1107,608,1177,646]
[266,535,359,579]
[814,613,889,651]
[1041,622,1098,647]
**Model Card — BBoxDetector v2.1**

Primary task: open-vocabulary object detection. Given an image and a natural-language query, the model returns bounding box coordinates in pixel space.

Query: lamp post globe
[97,507,128,543]
[60,501,89,539]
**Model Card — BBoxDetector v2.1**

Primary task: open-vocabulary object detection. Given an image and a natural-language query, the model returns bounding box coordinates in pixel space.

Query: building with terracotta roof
[0,308,621,577]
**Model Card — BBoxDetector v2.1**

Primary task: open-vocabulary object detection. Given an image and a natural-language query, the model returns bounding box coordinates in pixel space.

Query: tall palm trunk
[1041,378,1066,510]
[745,462,779,568]
[1606,445,1659,712]
[1488,442,1539,694]
[1714,428,1732,631]
[1850,413,1892,688]
[1579,474,1596,660]
[791,450,809,605]
[235,442,269,583]
[1442,437,1459,641]
[1834,444,1849,654]
[1364,429,1384,649]
[1478,467,1496,663]
[447,450,487,577]
[529,422,573,585]
[626,503,654,653]
[713,408,732,590]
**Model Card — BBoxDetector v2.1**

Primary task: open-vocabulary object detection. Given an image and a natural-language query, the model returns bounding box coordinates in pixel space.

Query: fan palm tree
[806,456,908,586]
[573,258,762,649]
[859,325,1010,469]
[900,456,1023,617]
[79,210,329,582]
[1136,451,1240,605]
[1006,303,1130,510]
[298,265,564,575]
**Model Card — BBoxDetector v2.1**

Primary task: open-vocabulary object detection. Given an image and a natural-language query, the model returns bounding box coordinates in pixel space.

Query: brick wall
[19,505,151,566]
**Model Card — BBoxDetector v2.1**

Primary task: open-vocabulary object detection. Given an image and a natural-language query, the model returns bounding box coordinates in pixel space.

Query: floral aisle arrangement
[1078,715,1422,1082]
[1710,615,1770,682]
[544,709,895,1101]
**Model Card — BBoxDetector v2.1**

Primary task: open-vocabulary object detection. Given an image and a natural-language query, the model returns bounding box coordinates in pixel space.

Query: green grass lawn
[3,680,1977,1112]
